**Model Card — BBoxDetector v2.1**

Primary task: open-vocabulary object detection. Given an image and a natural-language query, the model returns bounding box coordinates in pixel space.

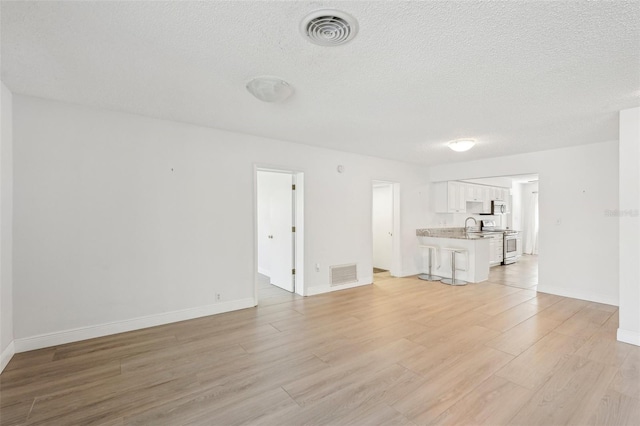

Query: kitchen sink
[466,233,485,239]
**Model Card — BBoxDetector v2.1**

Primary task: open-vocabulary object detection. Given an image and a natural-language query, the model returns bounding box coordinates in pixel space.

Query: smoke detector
[300,10,358,46]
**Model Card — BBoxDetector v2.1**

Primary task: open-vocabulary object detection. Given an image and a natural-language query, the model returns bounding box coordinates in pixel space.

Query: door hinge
[292,269,296,275]
[292,226,296,232]
[292,184,296,190]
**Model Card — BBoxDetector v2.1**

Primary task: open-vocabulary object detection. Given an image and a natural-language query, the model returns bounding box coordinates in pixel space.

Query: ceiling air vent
[300,10,358,46]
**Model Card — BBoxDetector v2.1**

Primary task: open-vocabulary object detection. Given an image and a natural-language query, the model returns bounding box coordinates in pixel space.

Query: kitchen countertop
[416,227,518,239]
[415,227,500,239]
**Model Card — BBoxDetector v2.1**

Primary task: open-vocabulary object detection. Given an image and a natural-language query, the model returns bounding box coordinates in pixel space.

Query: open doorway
[255,169,304,303]
[460,174,539,290]
[372,181,400,282]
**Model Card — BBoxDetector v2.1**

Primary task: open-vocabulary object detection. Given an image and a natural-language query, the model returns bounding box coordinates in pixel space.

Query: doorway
[255,169,304,302]
[372,181,399,280]
[461,174,539,289]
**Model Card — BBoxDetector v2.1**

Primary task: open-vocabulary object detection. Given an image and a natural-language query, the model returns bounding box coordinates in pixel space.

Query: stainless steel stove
[481,220,520,265]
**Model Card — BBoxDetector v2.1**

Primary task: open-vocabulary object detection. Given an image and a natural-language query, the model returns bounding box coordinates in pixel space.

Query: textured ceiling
[2,1,639,166]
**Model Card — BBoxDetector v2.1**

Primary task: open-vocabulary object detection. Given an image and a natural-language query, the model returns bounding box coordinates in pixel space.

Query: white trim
[258,267,270,276]
[1,341,15,373]
[395,268,421,278]
[536,285,618,307]
[617,328,640,346]
[14,298,255,353]
[305,278,373,297]
[293,172,305,296]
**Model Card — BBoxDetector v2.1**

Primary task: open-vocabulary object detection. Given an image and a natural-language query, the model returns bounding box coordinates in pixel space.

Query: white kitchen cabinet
[449,182,466,212]
[434,182,510,214]
[501,188,511,212]
[465,184,475,201]
[489,238,496,263]
[486,233,503,266]
[465,184,483,202]
[434,181,466,213]
[491,187,503,201]
[482,186,492,212]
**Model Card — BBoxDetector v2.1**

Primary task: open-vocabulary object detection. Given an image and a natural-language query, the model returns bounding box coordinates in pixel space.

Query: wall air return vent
[300,10,358,46]
[330,264,358,286]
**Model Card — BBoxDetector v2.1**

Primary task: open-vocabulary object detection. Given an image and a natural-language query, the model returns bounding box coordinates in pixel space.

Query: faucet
[464,216,477,231]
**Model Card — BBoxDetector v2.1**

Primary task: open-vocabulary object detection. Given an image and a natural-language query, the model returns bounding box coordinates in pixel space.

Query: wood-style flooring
[1,256,639,425]
[257,273,300,302]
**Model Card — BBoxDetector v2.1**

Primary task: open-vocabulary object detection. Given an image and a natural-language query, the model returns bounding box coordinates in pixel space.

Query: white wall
[511,182,523,233]
[618,107,640,346]
[430,141,619,306]
[0,82,15,371]
[12,95,429,350]
[372,184,393,270]
[461,177,513,188]
[431,212,503,229]
[520,182,539,254]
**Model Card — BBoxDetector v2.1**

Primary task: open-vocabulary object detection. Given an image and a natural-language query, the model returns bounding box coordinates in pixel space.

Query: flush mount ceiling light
[448,139,476,152]
[246,76,294,102]
[300,9,358,46]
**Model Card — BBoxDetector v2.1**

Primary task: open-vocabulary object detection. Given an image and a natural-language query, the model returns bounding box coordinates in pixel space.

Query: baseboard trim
[1,341,15,373]
[536,284,618,307]
[395,269,420,278]
[14,298,256,353]
[305,277,373,297]
[617,328,640,346]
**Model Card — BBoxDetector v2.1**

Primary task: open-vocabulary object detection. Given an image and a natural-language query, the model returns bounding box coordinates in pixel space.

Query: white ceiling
[2,1,639,166]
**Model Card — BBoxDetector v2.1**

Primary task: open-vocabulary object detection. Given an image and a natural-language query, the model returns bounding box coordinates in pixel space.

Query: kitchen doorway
[372,181,400,280]
[255,168,304,303]
[462,174,539,290]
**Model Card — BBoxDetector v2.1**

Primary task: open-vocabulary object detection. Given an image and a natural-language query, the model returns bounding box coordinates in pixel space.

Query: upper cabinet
[434,181,511,214]
[434,181,466,213]
[482,186,492,212]
[466,185,484,202]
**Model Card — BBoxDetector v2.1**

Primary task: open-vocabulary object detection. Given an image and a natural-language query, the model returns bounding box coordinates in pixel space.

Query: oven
[503,232,519,265]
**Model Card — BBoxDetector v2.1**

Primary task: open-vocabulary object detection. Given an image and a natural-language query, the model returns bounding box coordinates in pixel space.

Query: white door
[372,183,393,270]
[257,171,294,292]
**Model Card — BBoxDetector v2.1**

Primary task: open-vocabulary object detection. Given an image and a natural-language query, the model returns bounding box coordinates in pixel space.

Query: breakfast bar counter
[416,228,490,283]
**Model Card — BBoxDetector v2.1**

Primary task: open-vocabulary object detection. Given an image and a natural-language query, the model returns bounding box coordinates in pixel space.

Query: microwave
[491,200,507,215]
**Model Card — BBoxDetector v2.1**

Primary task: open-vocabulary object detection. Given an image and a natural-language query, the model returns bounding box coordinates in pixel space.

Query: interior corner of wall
[0,341,16,374]
[617,328,640,347]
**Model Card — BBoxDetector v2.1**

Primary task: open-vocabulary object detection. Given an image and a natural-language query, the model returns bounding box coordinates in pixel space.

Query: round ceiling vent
[300,9,358,46]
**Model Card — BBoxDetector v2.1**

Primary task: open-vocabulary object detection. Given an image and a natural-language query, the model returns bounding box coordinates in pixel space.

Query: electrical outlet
[315,263,320,272]
[216,293,221,301]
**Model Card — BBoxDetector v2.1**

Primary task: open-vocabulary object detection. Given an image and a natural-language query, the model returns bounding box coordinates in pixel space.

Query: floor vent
[330,264,358,286]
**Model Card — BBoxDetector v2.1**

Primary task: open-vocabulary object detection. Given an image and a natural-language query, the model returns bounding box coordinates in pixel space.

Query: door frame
[371,180,401,277]
[254,165,305,303]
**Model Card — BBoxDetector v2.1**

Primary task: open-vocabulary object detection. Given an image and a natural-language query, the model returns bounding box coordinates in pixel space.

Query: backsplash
[431,212,505,228]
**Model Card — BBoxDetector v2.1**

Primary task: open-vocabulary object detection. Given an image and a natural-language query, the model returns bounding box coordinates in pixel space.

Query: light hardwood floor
[1,257,638,425]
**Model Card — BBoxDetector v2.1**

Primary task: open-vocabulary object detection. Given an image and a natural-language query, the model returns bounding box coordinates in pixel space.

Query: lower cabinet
[488,234,503,266]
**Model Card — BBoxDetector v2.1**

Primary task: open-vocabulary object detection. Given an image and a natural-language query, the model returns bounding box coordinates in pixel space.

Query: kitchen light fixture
[448,139,476,152]
[246,76,294,102]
